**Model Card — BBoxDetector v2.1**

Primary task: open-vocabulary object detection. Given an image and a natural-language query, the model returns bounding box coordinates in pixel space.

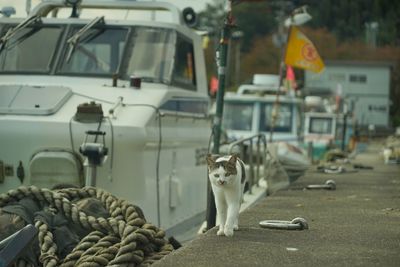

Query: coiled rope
[0,186,174,267]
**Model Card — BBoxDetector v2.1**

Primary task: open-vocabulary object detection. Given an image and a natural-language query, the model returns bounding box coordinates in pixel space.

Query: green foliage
[305,0,400,45]
[240,35,281,82]
[199,0,399,49]
[198,0,226,35]
[232,2,277,52]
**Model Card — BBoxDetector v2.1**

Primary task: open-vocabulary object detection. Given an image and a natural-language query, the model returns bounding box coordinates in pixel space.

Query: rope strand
[0,186,174,266]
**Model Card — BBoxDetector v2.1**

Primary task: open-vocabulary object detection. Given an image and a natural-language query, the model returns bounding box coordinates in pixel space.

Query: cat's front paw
[224,228,234,237]
[233,225,239,231]
[217,229,225,236]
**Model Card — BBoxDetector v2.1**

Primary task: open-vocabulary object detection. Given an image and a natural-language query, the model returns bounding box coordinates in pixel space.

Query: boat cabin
[304,112,337,159]
[0,0,210,238]
[222,74,303,145]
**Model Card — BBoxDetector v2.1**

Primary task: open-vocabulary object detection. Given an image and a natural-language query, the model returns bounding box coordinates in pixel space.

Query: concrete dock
[154,142,400,267]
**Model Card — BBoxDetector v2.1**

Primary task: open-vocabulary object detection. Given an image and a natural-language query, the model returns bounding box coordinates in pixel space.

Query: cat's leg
[233,217,239,231]
[234,191,245,230]
[224,202,240,237]
[214,193,227,236]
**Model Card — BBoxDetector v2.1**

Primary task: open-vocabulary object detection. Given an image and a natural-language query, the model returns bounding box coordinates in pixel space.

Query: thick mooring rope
[0,186,174,267]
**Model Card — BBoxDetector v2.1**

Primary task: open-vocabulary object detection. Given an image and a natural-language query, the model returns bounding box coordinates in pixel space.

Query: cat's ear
[231,153,240,159]
[206,154,215,166]
[228,154,237,164]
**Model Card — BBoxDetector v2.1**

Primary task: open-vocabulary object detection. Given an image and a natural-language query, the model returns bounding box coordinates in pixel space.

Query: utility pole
[206,1,235,230]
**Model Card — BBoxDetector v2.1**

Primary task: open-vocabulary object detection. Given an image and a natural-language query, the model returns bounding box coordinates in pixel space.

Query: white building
[304,60,393,128]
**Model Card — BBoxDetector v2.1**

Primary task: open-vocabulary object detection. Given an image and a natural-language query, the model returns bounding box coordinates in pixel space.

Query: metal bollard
[306,179,336,190]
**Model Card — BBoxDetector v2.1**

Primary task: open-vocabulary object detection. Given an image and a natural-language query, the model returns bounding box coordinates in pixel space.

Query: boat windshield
[124,27,175,83]
[260,103,293,132]
[59,26,128,75]
[0,25,63,73]
[309,117,333,134]
[0,22,185,84]
[223,102,253,131]
[59,26,176,82]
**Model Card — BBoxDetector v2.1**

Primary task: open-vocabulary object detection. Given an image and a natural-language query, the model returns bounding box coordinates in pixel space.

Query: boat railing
[30,0,183,24]
[160,111,210,120]
[226,133,267,194]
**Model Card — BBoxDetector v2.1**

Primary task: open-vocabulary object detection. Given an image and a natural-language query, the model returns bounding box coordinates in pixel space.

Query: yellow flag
[284,26,325,73]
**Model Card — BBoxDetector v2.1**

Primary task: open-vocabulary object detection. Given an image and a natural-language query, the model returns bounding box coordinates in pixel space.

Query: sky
[0,0,216,18]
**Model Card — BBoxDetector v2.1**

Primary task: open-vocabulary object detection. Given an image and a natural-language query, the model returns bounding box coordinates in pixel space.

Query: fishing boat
[222,74,303,145]
[303,96,354,161]
[221,74,309,187]
[303,96,337,160]
[0,0,211,240]
[304,111,336,160]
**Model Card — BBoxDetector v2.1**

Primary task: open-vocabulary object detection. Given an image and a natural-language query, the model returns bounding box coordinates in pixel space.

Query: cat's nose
[214,174,220,178]
[217,179,225,185]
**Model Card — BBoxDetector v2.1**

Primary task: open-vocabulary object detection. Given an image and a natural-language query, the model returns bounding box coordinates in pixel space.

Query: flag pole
[269,25,292,142]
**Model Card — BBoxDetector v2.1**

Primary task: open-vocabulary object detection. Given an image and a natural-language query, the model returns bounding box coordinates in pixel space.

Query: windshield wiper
[0,15,41,53]
[66,16,105,62]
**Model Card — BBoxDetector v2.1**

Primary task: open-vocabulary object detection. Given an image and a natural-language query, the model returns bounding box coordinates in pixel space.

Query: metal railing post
[226,133,268,195]
[248,139,254,193]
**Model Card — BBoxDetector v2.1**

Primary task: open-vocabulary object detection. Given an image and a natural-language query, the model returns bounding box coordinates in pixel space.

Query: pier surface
[154,142,400,267]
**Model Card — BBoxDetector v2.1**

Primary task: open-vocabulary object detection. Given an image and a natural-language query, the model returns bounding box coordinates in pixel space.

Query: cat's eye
[214,174,220,178]
[225,172,230,176]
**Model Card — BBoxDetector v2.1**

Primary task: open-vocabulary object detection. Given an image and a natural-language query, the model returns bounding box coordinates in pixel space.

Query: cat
[206,154,247,237]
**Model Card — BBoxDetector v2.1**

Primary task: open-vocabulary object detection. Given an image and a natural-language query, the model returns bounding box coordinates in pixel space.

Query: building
[304,60,393,128]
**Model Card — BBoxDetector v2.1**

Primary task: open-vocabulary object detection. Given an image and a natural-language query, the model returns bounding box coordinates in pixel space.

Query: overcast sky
[0,0,216,18]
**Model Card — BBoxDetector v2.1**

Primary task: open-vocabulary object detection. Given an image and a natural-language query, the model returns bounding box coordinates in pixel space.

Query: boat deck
[154,141,400,267]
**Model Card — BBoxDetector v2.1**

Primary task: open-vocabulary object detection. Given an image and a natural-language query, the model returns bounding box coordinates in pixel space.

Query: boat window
[126,27,175,83]
[161,99,209,114]
[0,25,63,73]
[260,103,292,132]
[222,102,253,131]
[172,34,196,90]
[58,27,127,75]
[309,117,333,134]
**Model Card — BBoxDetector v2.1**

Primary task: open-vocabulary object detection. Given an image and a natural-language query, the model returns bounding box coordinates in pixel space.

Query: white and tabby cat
[206,154,247,237]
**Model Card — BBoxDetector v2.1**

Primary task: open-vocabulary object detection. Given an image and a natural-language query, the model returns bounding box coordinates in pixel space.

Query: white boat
[222,74,304,146]
[303,95,353,161]
[304,111,337,160]
[221,74,310,188]
[0,0,210,240]
[266,141,310,184]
